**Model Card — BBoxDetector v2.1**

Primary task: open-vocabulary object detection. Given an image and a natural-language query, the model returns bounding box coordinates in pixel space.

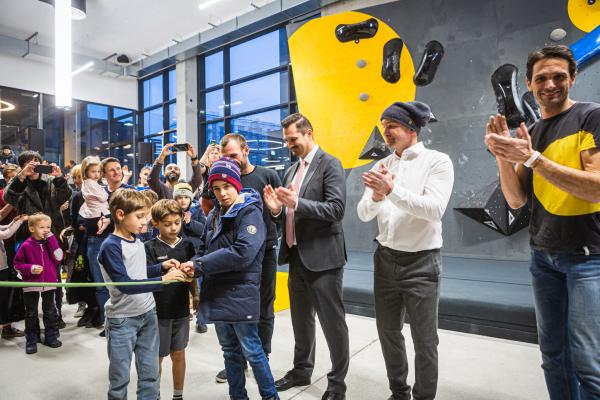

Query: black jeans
[24,290,59,344]
[374,245,441,400]
[258,245,277,355]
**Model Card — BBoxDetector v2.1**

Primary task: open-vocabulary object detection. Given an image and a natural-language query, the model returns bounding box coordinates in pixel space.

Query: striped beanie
[208,157,242,193]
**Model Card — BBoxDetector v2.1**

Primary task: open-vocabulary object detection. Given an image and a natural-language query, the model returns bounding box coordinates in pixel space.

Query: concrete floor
[0,303,548,400]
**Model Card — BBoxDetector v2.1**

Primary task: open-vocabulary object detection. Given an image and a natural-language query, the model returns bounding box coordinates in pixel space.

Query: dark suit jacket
[278,147,347,272]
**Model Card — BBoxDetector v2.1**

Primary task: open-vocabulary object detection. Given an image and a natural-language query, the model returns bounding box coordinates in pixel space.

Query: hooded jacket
[14,234,64,293]
[194,188,266,323]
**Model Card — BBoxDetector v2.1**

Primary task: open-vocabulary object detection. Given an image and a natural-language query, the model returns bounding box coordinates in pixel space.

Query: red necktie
[285,160,306,248]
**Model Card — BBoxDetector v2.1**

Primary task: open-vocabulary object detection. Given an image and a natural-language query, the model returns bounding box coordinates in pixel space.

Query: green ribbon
[0,280,178,288]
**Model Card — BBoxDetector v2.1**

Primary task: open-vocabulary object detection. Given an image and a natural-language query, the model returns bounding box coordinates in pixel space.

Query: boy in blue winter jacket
[181,157,278,400]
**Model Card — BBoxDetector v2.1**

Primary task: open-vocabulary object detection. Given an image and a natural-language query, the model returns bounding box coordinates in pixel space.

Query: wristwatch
[524,150,541,168]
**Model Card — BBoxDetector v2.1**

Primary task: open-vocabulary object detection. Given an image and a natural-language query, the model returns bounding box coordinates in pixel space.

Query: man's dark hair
[2,145,11,151]
[526,45,577,81]
[220,133,248,149]
[281,113,313,134]
[101,157,120,173]
[17,150,42,168]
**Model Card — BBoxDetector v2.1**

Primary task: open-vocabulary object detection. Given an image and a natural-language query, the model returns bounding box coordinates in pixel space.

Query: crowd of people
[0,44,599,400]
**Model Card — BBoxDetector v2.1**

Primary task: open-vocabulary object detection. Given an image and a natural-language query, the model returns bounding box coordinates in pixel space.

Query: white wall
[0,54,137,109]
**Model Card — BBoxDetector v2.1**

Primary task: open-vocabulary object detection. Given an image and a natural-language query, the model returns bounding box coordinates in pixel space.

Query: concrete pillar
[175,58,199,181]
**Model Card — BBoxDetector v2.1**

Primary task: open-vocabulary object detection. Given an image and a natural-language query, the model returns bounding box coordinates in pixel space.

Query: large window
[199,28,295,172]
[0,85,136,169]
[140,67,177,168]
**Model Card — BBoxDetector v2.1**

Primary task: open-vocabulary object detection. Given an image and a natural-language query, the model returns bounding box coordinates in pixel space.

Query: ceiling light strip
[55,0,72,108]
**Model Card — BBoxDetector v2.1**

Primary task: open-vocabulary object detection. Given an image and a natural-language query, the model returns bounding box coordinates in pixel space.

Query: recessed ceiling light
[198,0,222,10]
[0,100,16,112]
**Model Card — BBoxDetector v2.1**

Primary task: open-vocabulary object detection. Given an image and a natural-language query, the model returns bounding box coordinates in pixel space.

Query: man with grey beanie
[357,101,454,400]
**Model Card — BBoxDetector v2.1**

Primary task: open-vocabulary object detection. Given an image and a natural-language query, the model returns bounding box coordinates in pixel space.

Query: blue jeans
[88,236,109,323]
[531,250,600,400]
[106,308,160,400]
[195,276,207,327]
[215,322,278,400]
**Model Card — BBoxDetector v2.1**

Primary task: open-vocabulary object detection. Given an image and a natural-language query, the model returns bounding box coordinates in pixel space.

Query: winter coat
[195,188,266,324]
[3,175,72,242]
[181,200,206,251]
[14,234,64,293]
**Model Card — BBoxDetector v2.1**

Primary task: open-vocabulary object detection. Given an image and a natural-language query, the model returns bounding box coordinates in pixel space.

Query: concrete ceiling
[0,0,276,62]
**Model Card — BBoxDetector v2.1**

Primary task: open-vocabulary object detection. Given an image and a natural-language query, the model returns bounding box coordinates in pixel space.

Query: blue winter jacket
[181,200,206,251]
[194,188,266,323]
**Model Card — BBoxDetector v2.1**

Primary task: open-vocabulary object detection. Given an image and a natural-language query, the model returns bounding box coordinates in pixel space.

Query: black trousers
[258,246,277,355]
[374,245,441,400]
[24,290,58,344]
[288,246,350,394]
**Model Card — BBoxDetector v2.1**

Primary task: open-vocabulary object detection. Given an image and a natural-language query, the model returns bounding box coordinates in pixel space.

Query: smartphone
[34,165,54,174]
[173,143,189,152]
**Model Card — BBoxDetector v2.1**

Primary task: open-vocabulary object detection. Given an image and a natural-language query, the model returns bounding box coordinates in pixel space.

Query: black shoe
[196,324,208,334]
[77,314,90,327]
[321,391,345,400]
[43,339,62,348]
[215,369,227,383]
[1,326,25,339]
[57,318,66,330]
[25,343,38,354]
[275,372,311,392]
[99,330,106,338]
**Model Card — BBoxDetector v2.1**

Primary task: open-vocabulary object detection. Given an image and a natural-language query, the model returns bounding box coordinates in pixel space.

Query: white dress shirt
[357,141,454,252]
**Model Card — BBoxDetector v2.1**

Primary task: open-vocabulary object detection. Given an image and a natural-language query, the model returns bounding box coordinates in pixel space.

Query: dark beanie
[380,101,433,133]
[208,157,242,193]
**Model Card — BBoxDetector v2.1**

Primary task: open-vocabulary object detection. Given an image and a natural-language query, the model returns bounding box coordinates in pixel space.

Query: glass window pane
[144,135,163,164]
[111,145,134,170]
[230,30,283,80]
[143,75,163,108]
[113,107,132,119]
[230,72,288,115]
[143,107,163,135]
[168,69,176,101]
[42,95,64,165]
[231,108,290,170]
[205,121,225,145]
[169,103,177,130]
[204,51,223,88]
[112,115,134,144]
[203,89,225,121]
[86,104,109,154]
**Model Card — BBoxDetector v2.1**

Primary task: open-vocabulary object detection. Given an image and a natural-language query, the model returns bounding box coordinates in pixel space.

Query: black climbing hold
[381,38,403,83]
[359,126,391,160]
[521,91,541,125]
[413,40,445,86]
[491,64,527,129]
[335,18,379,43]
[588,0,596,6]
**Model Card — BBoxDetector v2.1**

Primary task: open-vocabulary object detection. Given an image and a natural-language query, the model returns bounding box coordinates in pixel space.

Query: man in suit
[263,113,350,400]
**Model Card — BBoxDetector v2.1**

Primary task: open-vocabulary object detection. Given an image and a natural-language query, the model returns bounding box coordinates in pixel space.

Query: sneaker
[1,326,25,339]
[57,318,67,330]
[215,369,227,383]
[43,339,62,348]
[25,343,38,354]
[196,324,208,334]
[74,303,86,318]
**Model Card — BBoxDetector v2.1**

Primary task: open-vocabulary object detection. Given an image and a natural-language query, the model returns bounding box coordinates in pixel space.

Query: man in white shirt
[357,101,454,400]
